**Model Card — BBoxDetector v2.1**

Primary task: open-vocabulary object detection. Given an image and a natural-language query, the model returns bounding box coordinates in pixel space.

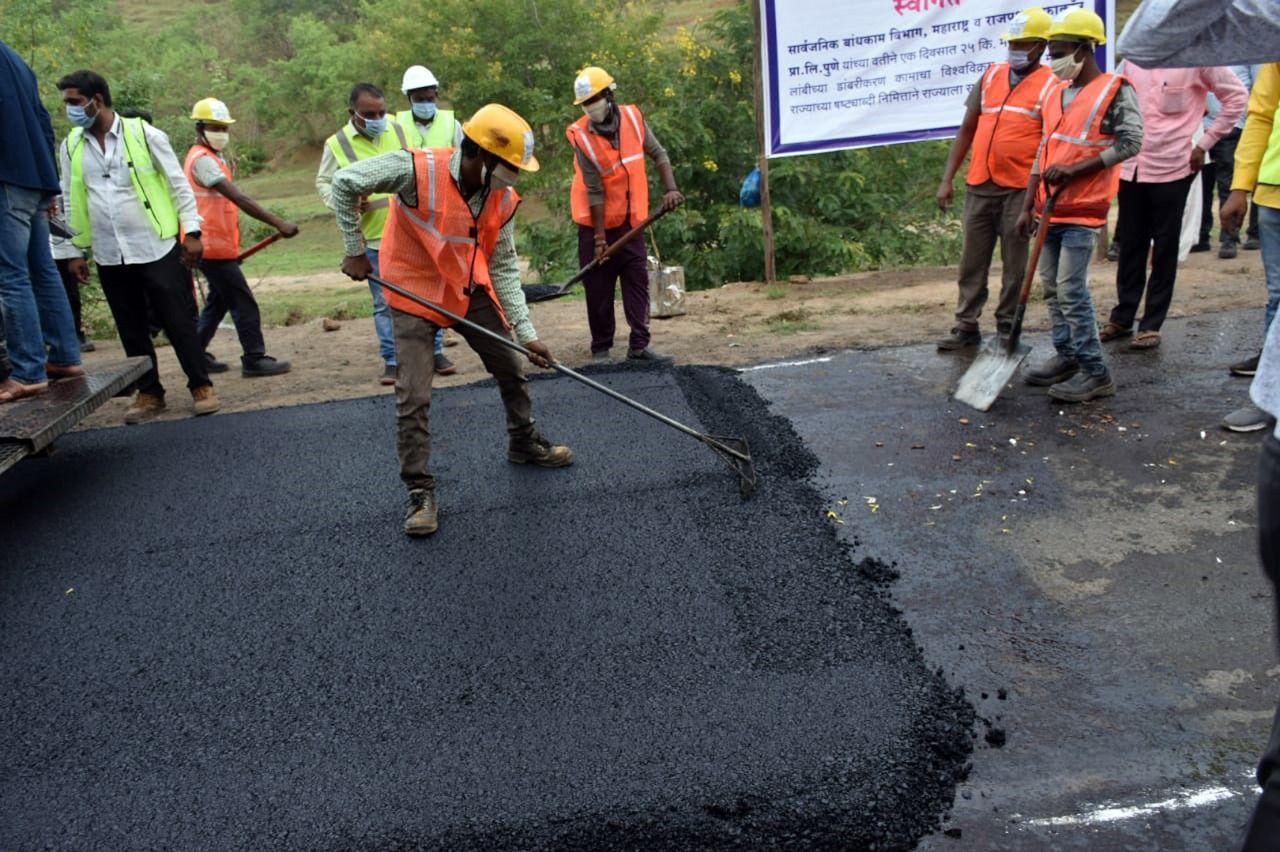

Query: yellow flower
[729,69,743,85]
[703,159,718,172]
[664,86,676,98]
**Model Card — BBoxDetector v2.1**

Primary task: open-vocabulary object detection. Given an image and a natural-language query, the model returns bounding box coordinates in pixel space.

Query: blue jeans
[0,183,80,383]
[365,247,443,361]
[1039,224,1107,377]
[1260,204,1280,336]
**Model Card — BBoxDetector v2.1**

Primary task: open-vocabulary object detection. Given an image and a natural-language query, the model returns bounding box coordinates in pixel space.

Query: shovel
[368,273,758,497]
[954,189,1061,412]
[237,232,284,263]
[525,207,672,303]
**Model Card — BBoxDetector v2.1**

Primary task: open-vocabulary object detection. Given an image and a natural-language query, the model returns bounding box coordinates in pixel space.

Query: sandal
[1099,321,1132,342]
[1129,330,1161,350]
[0,379,49,404]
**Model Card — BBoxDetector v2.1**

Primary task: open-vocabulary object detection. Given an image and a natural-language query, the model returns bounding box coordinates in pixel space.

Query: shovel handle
[559,207,673,292]
[237,232,283,263]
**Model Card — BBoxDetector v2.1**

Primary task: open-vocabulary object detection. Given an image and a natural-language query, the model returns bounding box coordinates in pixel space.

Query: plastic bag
[739,168,761,208]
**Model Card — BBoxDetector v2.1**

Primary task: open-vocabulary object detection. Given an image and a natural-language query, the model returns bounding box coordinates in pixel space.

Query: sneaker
[627,347,674,364]
[1107,241,1120,261]
[380,364,397,386]
[1219,241,1238,259]
[1230,353,1261,377]
[1189,241,1211,253]
[937,327,981,351]
[205,352,230,374]
[1024,354,1079,387]
[434,353,458,376]
[1222,404,1271,433]
[1245,237,1261,251]
[1047,370,1116,403]
[191,385,221,416]
[123,390,165,424]
[592,350,612,365]
[242,355,291,377]
[508,433,574,467]
[403,488,439,536]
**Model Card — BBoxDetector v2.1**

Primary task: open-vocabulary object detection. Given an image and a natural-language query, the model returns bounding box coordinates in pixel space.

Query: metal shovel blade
[953,337,1031,412]
[702,434,757,497]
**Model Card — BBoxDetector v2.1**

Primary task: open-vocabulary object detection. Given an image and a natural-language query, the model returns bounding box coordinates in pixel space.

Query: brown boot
[123,390,166,425]
[508,433,574,467]
[404,489,439,537]
[191,385,221,416]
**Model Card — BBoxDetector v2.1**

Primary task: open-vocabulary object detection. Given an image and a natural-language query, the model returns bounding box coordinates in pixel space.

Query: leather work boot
[205,351,230,373]
[627,347,674,364]
[1048,370,1116,403]
[508,433,574,467]
[242,355,291,377]
[434,354,457,376]
[404,489,439,536]
[123,390,166,425]
[1024,354,1079,387]
[191,385,221,416]
[936,327,981,350]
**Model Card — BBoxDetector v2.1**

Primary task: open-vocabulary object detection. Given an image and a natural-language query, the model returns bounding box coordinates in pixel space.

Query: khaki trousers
[954,188,1029,333]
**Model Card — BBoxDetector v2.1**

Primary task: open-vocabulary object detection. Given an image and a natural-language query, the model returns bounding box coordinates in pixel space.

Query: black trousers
[54,258,84,337]
[1110,174,1196,333]
[1243,434,1280,850]
[97,244,211,395]
[196,259,265,362]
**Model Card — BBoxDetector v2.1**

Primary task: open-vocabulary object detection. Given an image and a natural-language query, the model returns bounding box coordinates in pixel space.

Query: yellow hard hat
[191,97,236,124]
[572,66,616,105]
[1048,8,1106,44]
[462,103,540,172]
[1002,7,1052,41]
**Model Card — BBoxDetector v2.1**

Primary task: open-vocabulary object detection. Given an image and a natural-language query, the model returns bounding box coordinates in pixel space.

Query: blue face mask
[358,114,387,138]
[411,101,437,121]
[66,102,97,129]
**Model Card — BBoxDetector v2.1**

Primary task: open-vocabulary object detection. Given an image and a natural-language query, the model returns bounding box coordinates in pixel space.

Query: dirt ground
[77,247,1267,428]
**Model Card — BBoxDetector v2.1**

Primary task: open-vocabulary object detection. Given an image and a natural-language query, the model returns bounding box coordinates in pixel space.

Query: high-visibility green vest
[394,109,458,149]
[66,117,179,250]
[325,121,409,241]
[1261,102,1280,187]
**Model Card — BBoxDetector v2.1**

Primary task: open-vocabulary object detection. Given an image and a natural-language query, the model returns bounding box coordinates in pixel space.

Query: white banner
[760,0,1116,157]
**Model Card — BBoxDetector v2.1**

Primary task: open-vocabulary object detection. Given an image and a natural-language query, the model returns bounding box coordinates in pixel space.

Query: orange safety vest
[1035,72,1127,227]
[967,63,1061,189]
[379,148,520,328]
[566,104,650,229]
[183,145,240,260]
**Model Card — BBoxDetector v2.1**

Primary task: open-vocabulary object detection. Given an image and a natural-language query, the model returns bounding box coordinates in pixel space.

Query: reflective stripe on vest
[395,109,458,148]
[66,117,180,249]
[326,122,410,241]
[1036,73,1126,227]
[967,63,1060,189]
[183,145,240,260]
[378,147,521,327]
[567,103,650,229]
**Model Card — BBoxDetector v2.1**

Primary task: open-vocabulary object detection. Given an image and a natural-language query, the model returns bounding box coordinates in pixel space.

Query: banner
[761,0,1115,157]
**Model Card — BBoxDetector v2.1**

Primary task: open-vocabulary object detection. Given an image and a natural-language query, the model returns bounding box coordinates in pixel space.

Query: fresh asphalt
[745,309,1276,849]
[1,365,971,849]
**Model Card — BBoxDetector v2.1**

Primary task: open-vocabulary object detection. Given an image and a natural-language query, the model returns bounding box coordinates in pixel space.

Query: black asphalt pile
[0,365,972,849]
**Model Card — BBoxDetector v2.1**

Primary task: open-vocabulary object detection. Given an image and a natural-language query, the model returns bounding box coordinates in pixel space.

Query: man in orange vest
[332,104,573,537]
[567,66,684,365]
[936,7,1058,350]
[184,98,297,377]
[1015,9,1144,402]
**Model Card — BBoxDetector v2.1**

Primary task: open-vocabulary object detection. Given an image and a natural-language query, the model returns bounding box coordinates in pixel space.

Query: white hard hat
[401,65,439,93]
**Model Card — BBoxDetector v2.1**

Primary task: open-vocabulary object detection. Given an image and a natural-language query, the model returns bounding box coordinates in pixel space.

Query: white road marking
[1023,783,1246,827]
[740,356,835,372]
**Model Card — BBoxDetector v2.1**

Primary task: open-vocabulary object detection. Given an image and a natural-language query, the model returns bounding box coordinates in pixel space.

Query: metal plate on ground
[0,441,29,476]
[0,357,149,454]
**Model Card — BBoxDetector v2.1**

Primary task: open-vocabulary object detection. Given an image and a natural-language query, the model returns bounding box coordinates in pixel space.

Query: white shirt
[53,114,201,266]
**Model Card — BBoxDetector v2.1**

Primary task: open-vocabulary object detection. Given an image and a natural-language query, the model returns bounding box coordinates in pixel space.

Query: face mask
[204,130,230,151]
[583,100,610,123]
[411,101,437,121]
[1007,49,1034,71]
[357,114,387,137]
[488,162,519,192]
[66,101,97,129]
[1050,48,1085,81]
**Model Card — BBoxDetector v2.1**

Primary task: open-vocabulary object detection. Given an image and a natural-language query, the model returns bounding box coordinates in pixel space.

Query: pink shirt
[1119,61,1248,183]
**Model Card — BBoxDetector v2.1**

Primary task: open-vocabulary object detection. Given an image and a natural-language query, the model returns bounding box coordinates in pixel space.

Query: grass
[764,308,816,335]
[765,283,789,300]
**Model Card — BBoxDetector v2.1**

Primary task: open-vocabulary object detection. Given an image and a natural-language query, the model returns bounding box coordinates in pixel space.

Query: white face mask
[204,130,230,152]
[1007,49,1033,70]
[583,99,610,123]
[1050,48,1085,81]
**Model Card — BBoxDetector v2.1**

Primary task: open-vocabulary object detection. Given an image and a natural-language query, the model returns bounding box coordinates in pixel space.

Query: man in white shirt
[53,70,219,424]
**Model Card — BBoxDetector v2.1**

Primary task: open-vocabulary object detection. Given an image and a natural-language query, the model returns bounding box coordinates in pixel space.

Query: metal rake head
[704,434,758,498]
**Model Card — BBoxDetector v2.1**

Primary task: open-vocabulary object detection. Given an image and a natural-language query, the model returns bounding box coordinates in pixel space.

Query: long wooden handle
[560,206,673,291]
[1017,188,1062,307]
[237,233,283,263]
